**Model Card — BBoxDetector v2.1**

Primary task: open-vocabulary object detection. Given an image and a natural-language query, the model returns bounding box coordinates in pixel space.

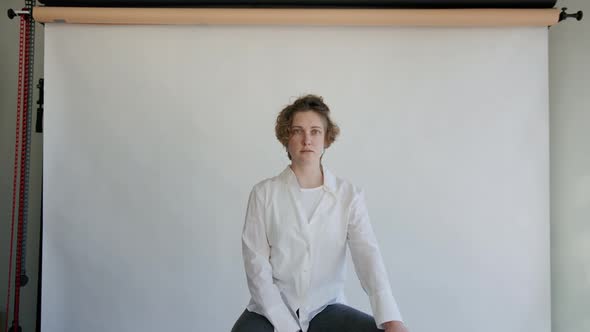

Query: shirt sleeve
[242,187,301,332]
[347,189,403,329]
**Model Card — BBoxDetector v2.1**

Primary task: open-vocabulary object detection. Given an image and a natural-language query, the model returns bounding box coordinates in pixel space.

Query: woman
[232,95,408,332]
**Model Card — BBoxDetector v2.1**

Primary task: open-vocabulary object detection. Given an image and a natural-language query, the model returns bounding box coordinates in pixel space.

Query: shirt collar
[280,164,337,195]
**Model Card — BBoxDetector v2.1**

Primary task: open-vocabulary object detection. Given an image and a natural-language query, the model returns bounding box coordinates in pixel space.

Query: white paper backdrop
[42,24,550,332]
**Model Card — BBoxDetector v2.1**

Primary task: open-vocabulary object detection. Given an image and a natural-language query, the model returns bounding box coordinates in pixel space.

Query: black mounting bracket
[559,7,583,22]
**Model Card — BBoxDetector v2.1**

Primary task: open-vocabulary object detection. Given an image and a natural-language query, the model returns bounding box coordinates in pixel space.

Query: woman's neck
[290,163,323,189]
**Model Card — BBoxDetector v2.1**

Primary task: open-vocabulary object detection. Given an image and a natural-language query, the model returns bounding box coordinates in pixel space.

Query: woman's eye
[312,130,321,135]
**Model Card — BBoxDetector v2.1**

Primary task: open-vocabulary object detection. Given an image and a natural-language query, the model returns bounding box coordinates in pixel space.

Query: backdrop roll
[37,0,558,8]
[33,7,560,26]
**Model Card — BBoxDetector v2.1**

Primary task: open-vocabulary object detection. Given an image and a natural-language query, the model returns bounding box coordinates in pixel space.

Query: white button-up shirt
[241,165,403,332]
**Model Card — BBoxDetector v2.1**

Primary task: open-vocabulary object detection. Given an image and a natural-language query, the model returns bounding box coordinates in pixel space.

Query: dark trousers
[231,303,383,332]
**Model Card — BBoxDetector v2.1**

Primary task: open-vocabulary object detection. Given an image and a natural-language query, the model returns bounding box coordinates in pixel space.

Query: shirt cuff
[266,306,300,332]
[368,290,404,329]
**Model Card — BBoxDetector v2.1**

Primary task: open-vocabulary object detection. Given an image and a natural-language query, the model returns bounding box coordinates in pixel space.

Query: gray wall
[0,2,587,331]
[550,1,590,331]
[1,1,44,331]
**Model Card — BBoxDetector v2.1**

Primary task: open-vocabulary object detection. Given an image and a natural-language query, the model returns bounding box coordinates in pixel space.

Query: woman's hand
[382,320,409,332]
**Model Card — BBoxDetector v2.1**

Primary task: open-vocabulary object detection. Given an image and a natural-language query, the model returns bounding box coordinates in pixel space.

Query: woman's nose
[303,133,312,145]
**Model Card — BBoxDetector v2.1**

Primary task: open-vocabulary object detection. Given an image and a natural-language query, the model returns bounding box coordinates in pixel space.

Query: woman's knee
[231,309,275,332]
[309,304,380,332]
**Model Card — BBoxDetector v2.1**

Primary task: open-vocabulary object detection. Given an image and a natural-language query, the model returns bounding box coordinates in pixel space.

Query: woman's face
[287,111,326,166]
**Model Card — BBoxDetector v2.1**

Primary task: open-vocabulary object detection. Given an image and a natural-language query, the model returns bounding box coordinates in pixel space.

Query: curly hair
[275,94,340,159]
